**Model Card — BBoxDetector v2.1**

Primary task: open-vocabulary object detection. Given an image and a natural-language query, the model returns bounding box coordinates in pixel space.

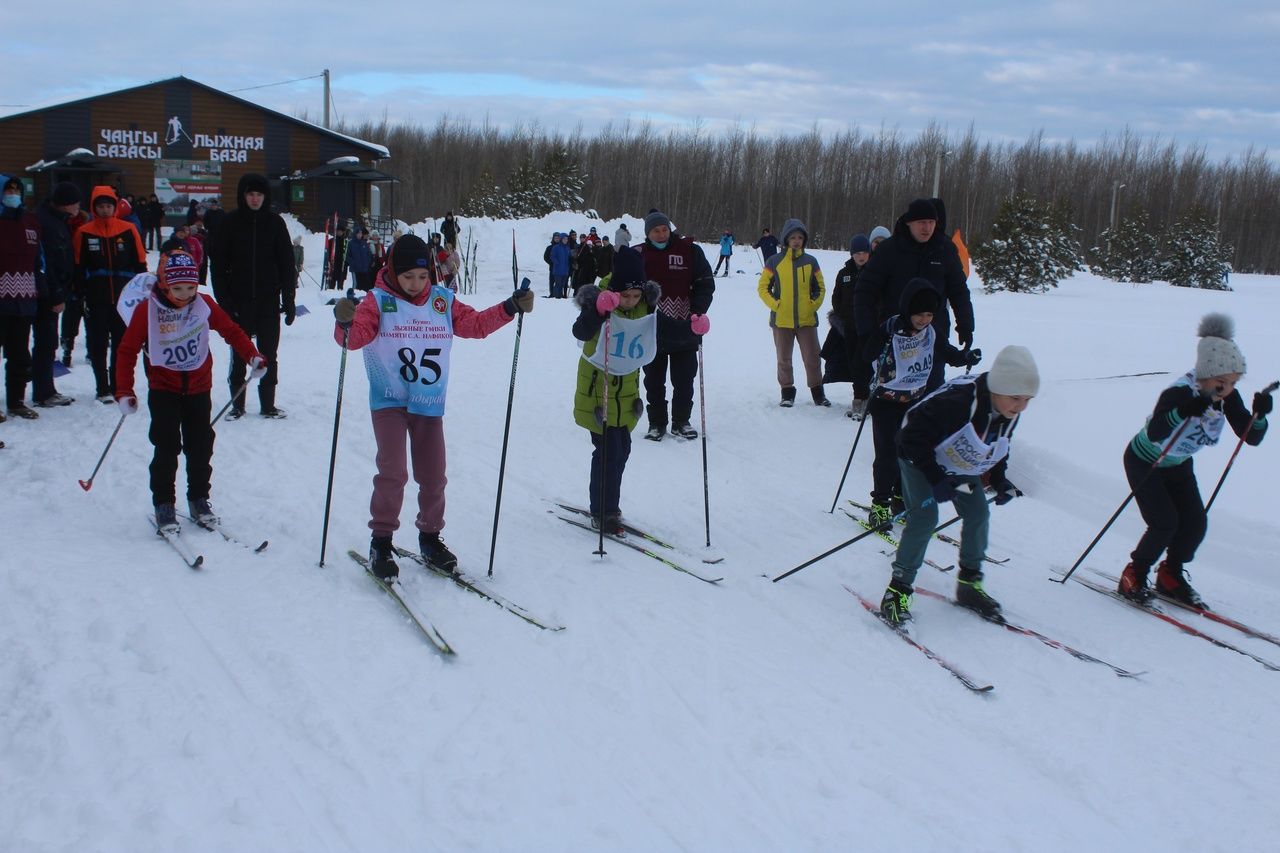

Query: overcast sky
[6,0,1278,163]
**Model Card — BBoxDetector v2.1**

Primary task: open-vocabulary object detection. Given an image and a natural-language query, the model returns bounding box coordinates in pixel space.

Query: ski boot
[956,568,1002,620]
[419,531,459,575]
[867,500,893,528]
[880,581,914,627]
[1155,561,1208,610]
[188,498,219,528]
[154,503,180,535]
[1117,561,1154,603]
[369,535,399,581]
[590,513,626,537]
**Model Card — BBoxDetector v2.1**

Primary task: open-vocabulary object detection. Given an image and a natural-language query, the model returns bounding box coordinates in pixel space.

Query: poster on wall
[154,159,221,219]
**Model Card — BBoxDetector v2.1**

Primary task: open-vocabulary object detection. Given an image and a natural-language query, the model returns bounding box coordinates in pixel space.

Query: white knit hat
[1195,313,1246,379]
[987,346,1040,396]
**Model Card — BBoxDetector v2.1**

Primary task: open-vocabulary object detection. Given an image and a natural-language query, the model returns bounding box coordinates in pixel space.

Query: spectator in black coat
[441,211,460,249]
[852,198,974,391]
[752,227,780,260]
[206,173,296,418]
[32,183,80,406]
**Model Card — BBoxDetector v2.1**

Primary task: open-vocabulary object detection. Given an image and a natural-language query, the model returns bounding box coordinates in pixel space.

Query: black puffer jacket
[35,199,74,305]
[207,173,296,329]
[852,198,973,343]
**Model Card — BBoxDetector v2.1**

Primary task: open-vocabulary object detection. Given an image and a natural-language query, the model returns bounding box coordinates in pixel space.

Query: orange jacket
[73,186,147,304]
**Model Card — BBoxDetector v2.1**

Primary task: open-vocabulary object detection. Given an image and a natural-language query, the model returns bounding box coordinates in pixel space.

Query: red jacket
[335,265,512,350]
[116,292,261,398]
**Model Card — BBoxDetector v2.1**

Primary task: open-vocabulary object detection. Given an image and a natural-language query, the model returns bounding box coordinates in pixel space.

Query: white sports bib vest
[881,324,935,393]
[364,287,455,416]
[1160,371,1226,457]
[146,293,211,371]
[584,313,658,375]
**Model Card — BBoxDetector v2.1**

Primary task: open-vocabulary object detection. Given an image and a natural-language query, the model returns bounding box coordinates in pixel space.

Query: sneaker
[188,498,219,527]
[1118,561,1154,603]
[7,404,38,420]
[780,387,796,408]
[880,581,913,626]
[154,503,180,534]
[419,531,458,575]
[811,386,831,407]
[369,535,399,580]
[1155,561,1208,609]
[644,425,666,442]
[670,422,698,440]
[956,570,1002,619]
[226,406,246,421]
[261,406,287,419]
[96,393,115,404]
[867,500,893,528]
[34,393,75,407]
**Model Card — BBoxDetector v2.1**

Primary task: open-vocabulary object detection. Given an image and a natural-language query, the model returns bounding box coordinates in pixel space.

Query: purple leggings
[369,407,446,536]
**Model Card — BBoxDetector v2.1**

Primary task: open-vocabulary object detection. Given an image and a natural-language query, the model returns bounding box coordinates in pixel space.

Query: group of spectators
[543,225,627,299]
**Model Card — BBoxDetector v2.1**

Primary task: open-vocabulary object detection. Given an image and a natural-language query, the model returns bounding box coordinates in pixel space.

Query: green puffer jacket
[572,282,659,434]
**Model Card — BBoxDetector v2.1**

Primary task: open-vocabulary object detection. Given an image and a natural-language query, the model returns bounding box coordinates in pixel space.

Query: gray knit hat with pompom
[1195,313,1246,379]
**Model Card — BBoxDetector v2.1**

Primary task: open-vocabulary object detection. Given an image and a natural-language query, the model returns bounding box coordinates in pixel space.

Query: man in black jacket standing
[207,173,296,418]
[32,183,80,407]
[853,198,974,391]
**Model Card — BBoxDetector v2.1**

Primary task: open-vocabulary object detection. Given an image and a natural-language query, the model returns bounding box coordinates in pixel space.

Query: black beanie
[391,235,433,276]
[644,210,672,236]
[903,198,938,223]
[906,281,940,316]
[610,246,647,291]
[52,182,81,206]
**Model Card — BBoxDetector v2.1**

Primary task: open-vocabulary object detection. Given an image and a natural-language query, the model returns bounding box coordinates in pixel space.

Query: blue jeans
[891,459,989,586]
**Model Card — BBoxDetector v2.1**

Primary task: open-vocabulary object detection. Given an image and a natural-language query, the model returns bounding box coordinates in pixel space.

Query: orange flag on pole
[952,229,971,278]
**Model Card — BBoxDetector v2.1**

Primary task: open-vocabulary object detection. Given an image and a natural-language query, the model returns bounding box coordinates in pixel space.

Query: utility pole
[932,150,952,198]
[322,69,331,128]
[1108,180,1126,252]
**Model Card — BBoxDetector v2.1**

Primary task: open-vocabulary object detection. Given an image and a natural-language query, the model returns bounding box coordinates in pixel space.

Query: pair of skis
[554,503,724,584]
[145,514,270,569]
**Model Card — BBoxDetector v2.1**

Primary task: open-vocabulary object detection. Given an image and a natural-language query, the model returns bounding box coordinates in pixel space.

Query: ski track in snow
[3,212,1279,851]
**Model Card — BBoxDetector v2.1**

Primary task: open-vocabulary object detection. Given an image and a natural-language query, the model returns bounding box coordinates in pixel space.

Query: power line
[228,73,325,94]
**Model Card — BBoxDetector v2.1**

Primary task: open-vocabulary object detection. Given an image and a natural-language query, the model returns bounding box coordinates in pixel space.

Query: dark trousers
[354,270,375,292]
[145,226,162,250]
[228,312,281,410]
[60,296,83,351]
[1125,447,1207,568]
[713,255,731,274]
[643,349,698,429]
[31,303,60,401]
[869,397,912,503]
[84,301,126,396]
[148,389,214,507]
[0,314,33,407]
[589,426,632,517]
[850,336,872,400]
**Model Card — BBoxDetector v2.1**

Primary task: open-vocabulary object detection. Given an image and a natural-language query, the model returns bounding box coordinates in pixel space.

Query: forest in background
[329,114,1280,274]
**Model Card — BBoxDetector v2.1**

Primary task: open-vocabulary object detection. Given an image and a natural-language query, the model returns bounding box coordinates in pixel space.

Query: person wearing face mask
[635,209,715,441]
[1117,314,1270,609]
[114,250,264,534]
[0,176,44,420]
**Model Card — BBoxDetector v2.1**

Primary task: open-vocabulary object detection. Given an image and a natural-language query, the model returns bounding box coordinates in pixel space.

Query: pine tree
[1093,207,1161,283]
[503,158,542,218]
[539,149,586,214]
[1159,207,1233,290]
[972,192,1084,294]
[458,166,503,218]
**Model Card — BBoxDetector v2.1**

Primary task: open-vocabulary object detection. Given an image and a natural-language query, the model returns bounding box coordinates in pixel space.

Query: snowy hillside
[3,213,1279,852]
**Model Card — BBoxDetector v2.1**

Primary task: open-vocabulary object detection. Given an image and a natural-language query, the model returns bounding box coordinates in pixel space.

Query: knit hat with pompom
[1195,313,1246,379]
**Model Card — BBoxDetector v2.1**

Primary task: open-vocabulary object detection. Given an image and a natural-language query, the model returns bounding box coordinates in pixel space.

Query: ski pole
[77,412,128,491]
[319,293,355,567]
[1054,417,1194,584]
[1204,379,1278,512]
[829,342,888,513]
[698,342,711,547]
[777,489,992,582]
[594,317,610,558]
[487,276,531,578]
[210,376,253,426]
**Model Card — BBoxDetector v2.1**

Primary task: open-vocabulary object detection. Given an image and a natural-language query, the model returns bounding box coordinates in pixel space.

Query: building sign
[98,119,264,163]
[154,159,222,216]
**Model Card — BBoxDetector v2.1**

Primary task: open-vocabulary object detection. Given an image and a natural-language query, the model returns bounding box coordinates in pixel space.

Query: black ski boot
[880,580,914,626]
[154,503,180,535]
[369,535,399,580]
[956,567,1002,620]
[188,498,219,527]
[419,531,458,575]
[590,513,625,537]
[1155,560,1208,610]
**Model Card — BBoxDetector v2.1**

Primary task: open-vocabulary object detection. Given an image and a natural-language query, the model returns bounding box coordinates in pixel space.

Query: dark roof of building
[0,76,390,160]
[284,160,399,182]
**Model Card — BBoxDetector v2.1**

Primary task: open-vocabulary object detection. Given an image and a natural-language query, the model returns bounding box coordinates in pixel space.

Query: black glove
[1254,390,1274,418]
[929,478,958,505]
[949,347,982,368]
[992,478,1023,506]
[1176,393,1214,419]
[957,328,973,349]
[503,288,535,316]
[333,297,357,329]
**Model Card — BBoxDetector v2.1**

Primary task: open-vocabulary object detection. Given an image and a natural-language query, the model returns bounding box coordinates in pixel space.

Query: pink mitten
[596,290,621,315]
[690,314,711,335]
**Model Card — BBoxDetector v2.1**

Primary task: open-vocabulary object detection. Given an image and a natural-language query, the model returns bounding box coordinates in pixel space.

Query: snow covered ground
[3,212,1279,852]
